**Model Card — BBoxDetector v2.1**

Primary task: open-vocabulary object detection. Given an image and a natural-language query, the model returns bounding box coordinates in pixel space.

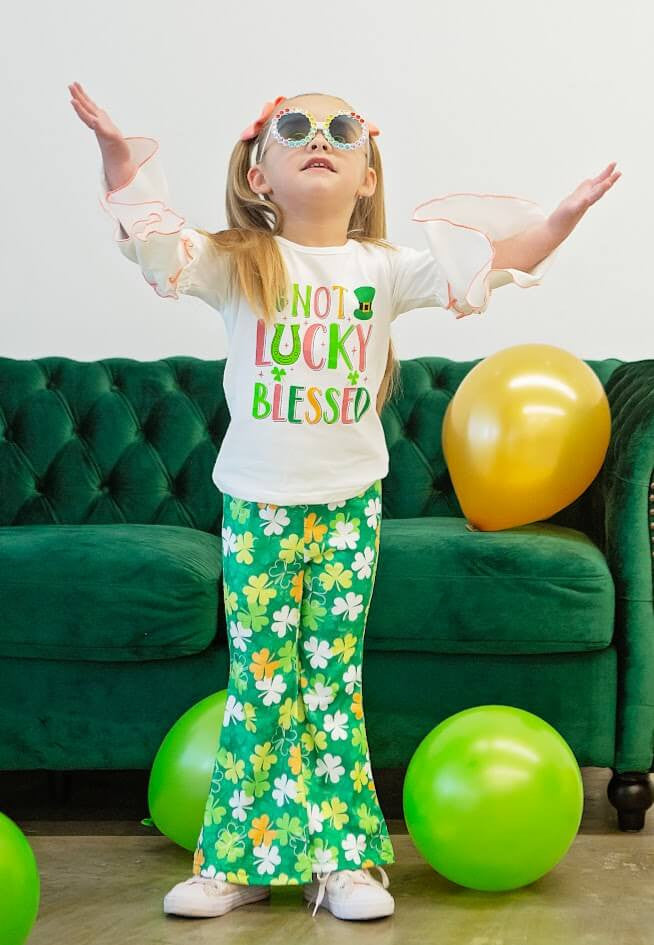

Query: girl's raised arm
[407,192,559,319]
[69,82,233,313]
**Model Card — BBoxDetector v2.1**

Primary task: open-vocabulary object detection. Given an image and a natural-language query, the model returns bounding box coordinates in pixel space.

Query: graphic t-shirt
[213,234,452,504]
[98,136,556,505]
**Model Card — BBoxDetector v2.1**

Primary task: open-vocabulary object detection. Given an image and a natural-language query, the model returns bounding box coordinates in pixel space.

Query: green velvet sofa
[1,354,653,832]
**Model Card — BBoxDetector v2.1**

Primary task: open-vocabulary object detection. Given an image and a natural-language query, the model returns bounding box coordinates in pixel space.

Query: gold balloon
[442,344,611,531]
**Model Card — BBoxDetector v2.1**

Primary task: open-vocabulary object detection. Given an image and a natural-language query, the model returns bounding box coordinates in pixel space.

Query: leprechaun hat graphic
[353,286,375,320]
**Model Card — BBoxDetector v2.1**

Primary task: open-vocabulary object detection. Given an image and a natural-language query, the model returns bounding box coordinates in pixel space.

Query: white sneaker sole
[303,885,395,920]
[163,884,270,917]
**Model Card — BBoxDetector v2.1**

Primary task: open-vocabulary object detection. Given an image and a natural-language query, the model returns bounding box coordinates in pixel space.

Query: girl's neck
[279,217,350,248]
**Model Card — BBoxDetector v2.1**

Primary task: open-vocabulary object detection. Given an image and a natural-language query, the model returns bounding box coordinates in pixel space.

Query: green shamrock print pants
[192,477,395,885]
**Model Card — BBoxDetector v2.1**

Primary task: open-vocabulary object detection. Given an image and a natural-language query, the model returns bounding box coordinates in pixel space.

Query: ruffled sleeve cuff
[97,136,221,303]
[98,136,185,243]
[411,192,559,318]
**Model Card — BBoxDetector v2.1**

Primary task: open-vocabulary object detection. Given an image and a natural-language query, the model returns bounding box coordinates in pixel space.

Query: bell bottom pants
[192,477,395,885]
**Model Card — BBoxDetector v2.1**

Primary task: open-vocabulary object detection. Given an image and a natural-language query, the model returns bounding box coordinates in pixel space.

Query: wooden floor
[5,767,654,944]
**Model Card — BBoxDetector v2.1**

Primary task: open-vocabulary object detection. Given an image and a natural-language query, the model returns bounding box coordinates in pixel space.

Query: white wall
[2,0,650,362]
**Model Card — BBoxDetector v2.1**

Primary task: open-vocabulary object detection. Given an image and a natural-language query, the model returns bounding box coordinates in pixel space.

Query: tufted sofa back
[0,355,624,536]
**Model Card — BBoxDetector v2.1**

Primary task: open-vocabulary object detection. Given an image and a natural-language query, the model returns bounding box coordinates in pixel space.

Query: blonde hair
[196,92,403,413]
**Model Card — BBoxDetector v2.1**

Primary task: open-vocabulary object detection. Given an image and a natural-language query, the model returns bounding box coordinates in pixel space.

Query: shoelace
[308,865,390,917]
[187,876,232,897]
[186,876,268,897]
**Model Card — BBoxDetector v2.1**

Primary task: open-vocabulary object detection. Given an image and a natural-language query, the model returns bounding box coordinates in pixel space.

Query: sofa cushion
[367,517,614,654]
[0,524,220,661]
[0,517,614,663]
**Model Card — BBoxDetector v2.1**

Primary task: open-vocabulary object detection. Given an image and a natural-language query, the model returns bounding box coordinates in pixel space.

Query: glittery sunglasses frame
[257,107,371,162]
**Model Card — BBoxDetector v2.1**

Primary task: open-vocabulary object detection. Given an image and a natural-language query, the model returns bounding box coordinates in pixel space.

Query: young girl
[70,82,619,922]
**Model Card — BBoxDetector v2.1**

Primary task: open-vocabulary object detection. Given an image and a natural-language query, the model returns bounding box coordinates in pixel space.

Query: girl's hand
[68,81,129,160]
[548,161,621,238]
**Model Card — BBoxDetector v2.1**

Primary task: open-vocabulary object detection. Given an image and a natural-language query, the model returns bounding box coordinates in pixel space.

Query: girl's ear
[247,165,271,196]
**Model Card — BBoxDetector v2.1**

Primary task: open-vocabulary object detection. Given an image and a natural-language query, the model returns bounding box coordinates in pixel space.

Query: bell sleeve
[389,244,450,322]
[410,192,559,318]
[98,136,233,313]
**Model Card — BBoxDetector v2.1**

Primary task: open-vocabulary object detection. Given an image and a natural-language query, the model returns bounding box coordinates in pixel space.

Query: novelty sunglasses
[257,107,372,161]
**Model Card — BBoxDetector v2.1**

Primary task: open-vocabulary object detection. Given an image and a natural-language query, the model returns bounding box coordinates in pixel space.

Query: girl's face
[246,95,377,219]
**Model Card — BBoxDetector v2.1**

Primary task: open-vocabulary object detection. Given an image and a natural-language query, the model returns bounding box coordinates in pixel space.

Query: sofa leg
[46,770,72,805]
[607,770,653,831]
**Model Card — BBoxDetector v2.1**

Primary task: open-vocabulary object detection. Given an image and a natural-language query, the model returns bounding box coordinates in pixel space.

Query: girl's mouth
[301,158,336,172]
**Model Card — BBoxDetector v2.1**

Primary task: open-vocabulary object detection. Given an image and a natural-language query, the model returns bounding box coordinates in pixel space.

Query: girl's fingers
[590,170,621,204]
[72,99,91,120]
[79,86,99,110]
[592,162,617,184]
[70,82,100,114]
[75,86,97,113]
[70,99,95,127]
[600,171,621,192]
[68,82,85,101]
[69,84,88,107]
[71,98,100,130]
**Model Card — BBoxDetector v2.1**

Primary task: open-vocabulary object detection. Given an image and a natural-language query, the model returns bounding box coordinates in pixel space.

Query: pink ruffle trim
[411,192,558,318]
[98,136,200,300]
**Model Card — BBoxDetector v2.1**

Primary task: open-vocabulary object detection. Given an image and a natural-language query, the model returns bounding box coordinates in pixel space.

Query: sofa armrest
[597,359,654,772]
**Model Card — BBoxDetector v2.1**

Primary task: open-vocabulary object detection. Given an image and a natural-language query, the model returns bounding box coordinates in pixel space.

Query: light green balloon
[402,705,583,891]
[0,812,40,945]
[148,690,228,852]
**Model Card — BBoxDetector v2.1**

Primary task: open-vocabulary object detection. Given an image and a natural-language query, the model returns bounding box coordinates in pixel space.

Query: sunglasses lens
[328,115,365,146]
[276,112,312,143]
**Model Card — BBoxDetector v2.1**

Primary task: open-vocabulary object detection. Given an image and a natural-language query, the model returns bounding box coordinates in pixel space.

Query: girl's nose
[309,131,331,150]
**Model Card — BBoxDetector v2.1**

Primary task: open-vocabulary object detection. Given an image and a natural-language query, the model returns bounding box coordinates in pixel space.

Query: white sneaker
[303,866,394,920]
[163,875,271,917]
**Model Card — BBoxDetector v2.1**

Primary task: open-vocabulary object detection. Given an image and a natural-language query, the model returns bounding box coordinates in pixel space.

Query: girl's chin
[290,189,343,206]
[299,177,338,187]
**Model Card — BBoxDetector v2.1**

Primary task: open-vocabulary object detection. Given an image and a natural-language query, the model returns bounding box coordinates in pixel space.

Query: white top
[98,136,558,505]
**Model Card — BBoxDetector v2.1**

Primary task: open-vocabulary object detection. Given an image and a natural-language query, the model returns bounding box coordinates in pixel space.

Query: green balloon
[148,690,228,852]
[0,812,40,945]
[402,705,583,891]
